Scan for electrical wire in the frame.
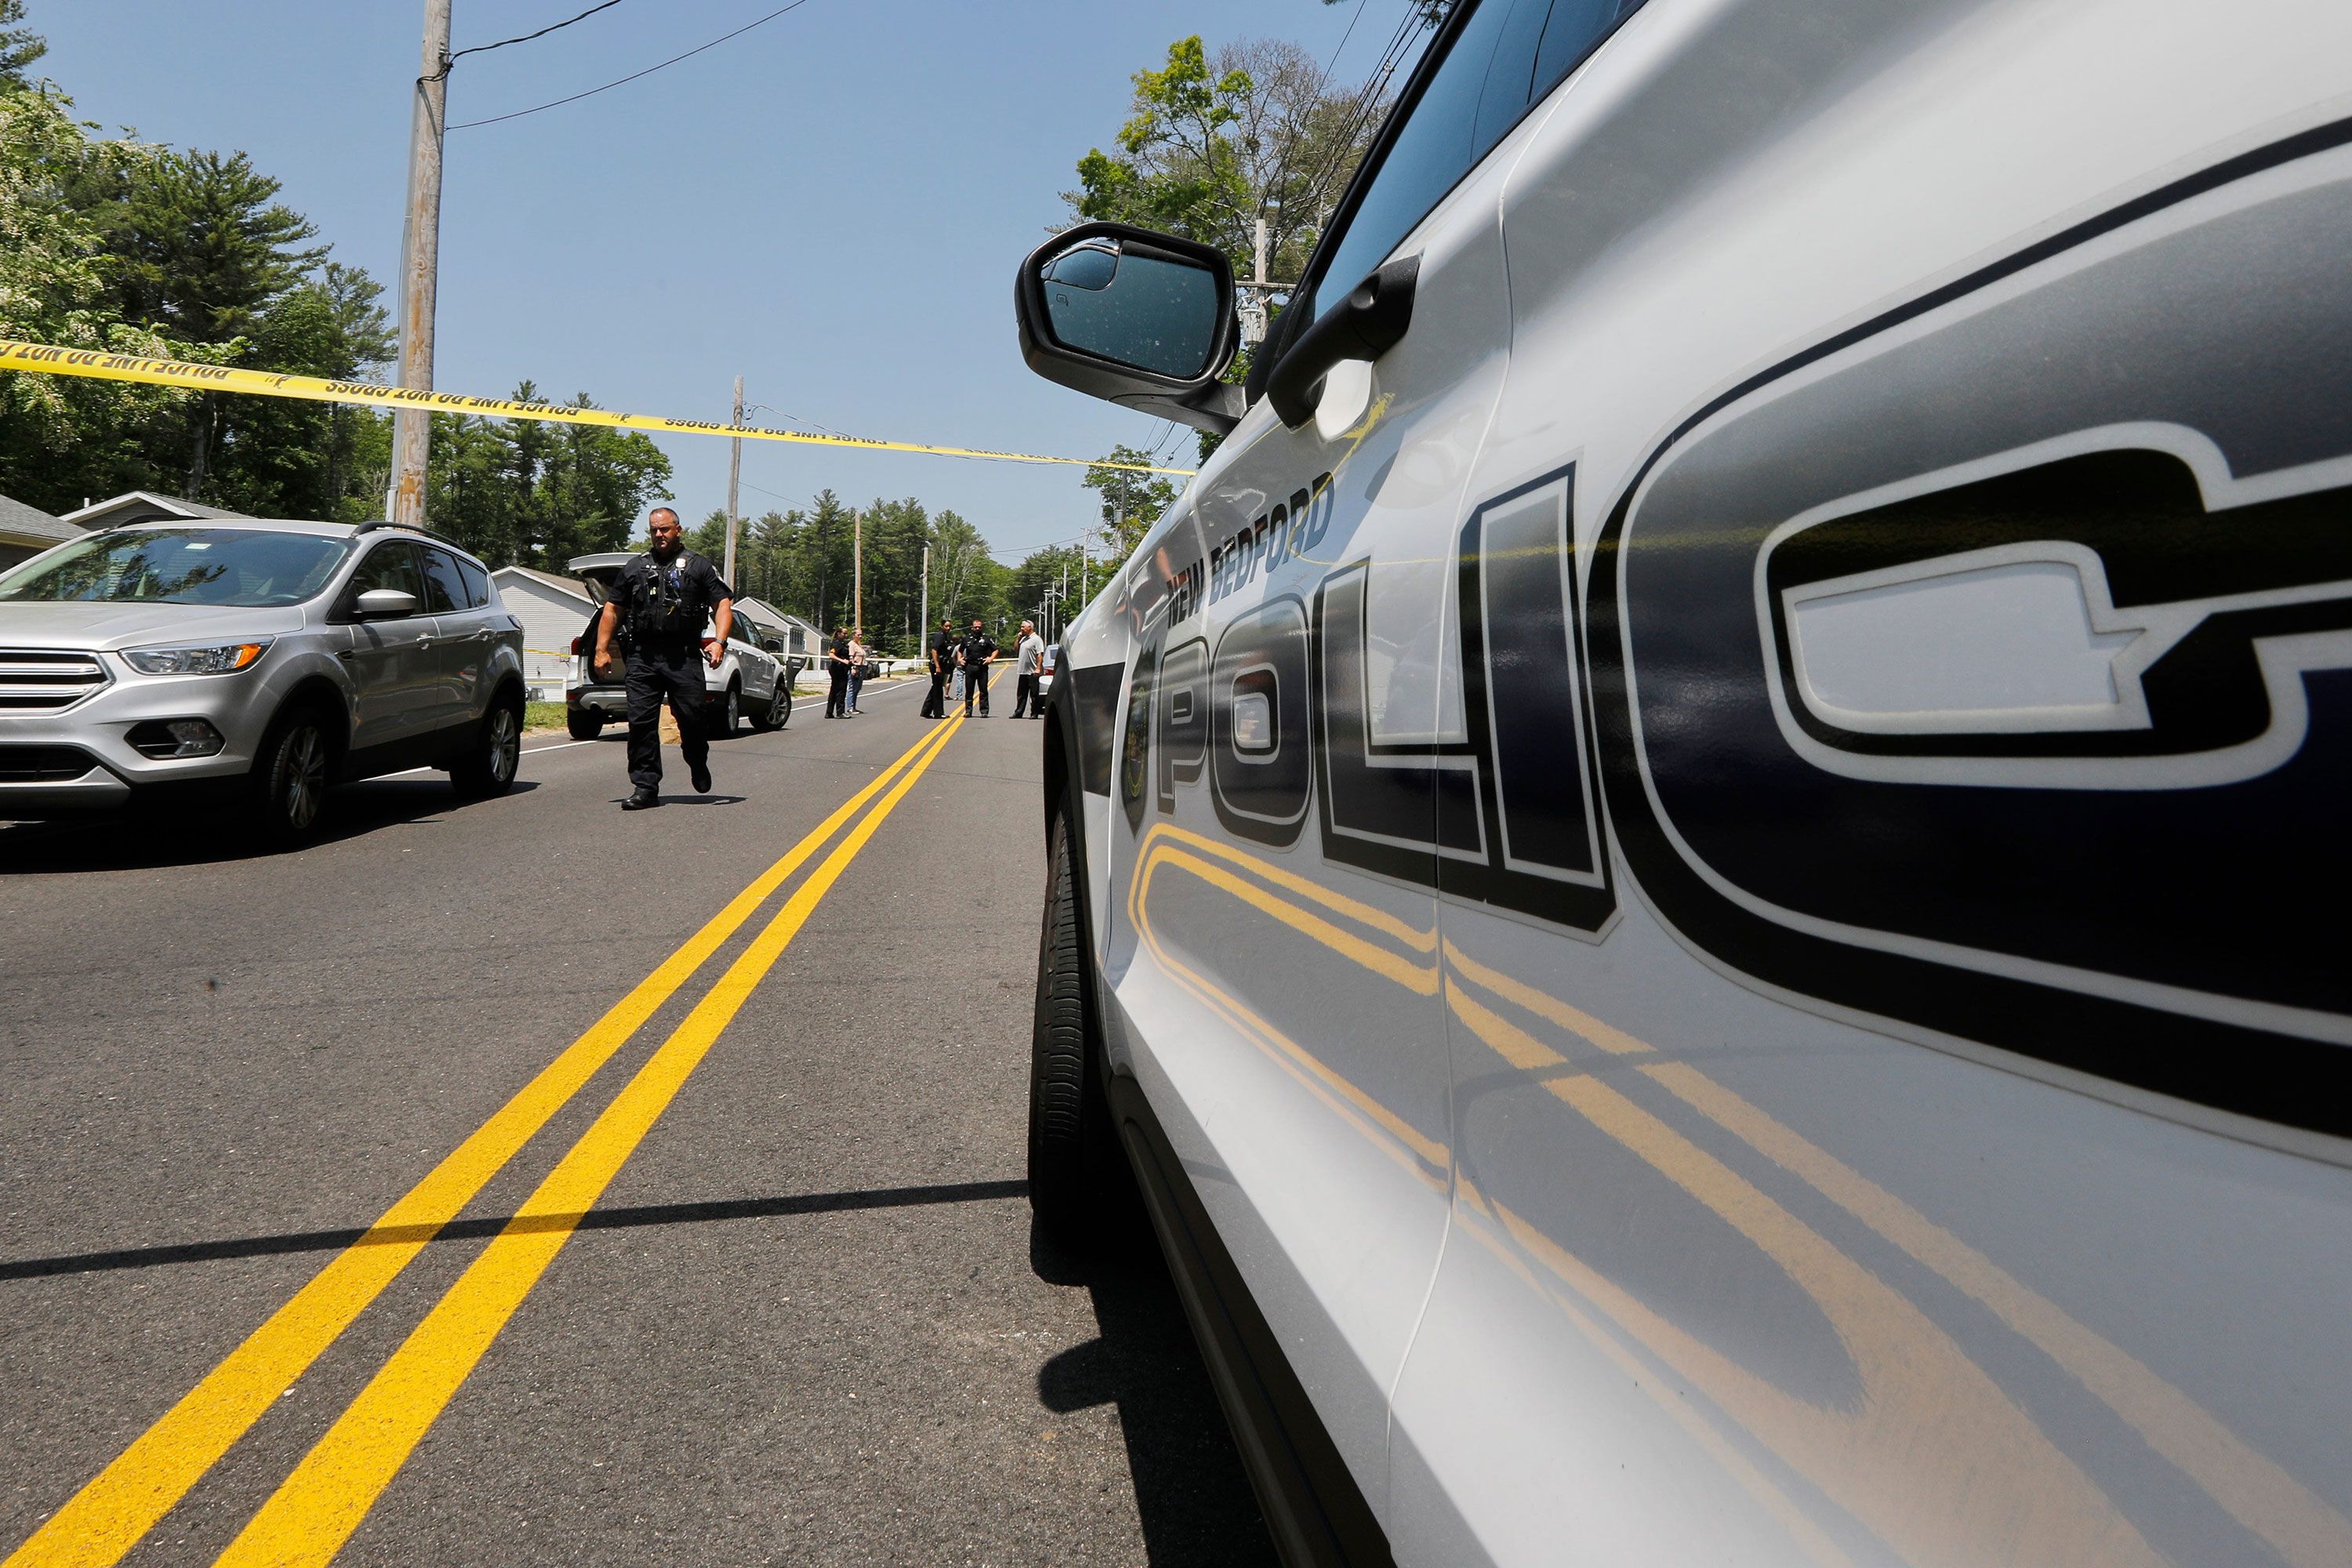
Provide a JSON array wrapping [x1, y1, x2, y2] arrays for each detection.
[[449, 0, 814, 130], [432, 0, 627, 80], [1249, 0, 1367, 241]]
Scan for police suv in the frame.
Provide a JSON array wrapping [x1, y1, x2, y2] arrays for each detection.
[[1016, 2, 2352, 1563]]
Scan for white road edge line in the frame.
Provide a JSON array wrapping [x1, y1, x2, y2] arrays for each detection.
[[377, 738, 597, 780]]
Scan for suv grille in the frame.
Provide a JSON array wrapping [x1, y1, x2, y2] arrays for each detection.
[[0, 650, 110, 711], [0, 745, 100, 782]]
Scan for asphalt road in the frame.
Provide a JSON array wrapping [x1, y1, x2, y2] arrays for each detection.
[[0, 672, 1276, 1566]]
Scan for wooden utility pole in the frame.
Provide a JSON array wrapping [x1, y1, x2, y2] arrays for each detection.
[[390, 0, 450, 529], [919, 541, 929, 645], [724, 375, 743, 584], [852, 507, 862, 638]]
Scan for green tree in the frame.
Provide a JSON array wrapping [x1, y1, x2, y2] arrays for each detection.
[[424, 386, 670, 569], [0, 79, 226, 512], [1081, 445, 1178, 565], [1066, 34, 1388, 292], [0, 0, 45, 86], [927, 507, 1000, 631]]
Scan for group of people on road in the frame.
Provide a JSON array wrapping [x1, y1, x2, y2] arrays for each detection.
[[919, 617, 1048, 720], [824, 626, 873, 719], [600, 509, 1057, 808]]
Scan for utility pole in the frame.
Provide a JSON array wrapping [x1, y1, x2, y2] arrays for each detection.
[[724, 374, 743, 585], [919, 541, 929, 645], [389, 0, 450, 529], [1238, 216, 1271, 347], [852, 507, 862, 639]]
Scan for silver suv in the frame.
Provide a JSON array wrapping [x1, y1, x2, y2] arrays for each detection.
[[0, 519, 526, 843]]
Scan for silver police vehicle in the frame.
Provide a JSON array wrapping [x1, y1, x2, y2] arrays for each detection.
[[0, 519, 526, 844], [1017, 2, 2352, 1563]]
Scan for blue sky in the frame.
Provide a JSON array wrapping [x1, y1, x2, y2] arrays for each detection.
[[36, 1, 1413, 564]]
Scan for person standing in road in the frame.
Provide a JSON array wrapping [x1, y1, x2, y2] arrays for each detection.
[[958, 618, 999, 717], [846, 630, 868, 716], [825, 626, 852, 719], [1011, 620, 1046, 719], [593, 506, 733, 811], [922, 617, 955, 720]]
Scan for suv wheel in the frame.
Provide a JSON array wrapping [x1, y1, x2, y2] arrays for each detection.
[[566, 709, 602, 741], [710, 681, 741, 740], [1029, 810, 1127, 1246], [452, 698, 521, 799], [249, 707, 334, 847]]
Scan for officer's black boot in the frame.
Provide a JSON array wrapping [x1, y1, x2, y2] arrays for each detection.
[[623, 786, 660, 810]]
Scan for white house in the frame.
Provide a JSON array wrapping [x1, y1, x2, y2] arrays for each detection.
[[490, 564, 596, 701], [731, 596, 820, 659]]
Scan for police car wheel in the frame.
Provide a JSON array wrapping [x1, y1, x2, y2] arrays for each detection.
[[710, 681, 741, 739], [1029, 811, 1127, 1247]]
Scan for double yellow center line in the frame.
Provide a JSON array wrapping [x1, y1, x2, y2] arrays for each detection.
[[10, 702, 975, 1568]]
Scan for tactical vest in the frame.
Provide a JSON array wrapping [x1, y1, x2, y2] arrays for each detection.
[[631, 554, 699, 643]]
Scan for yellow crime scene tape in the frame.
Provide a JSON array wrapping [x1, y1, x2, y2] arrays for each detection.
[[0, 339, 1199, 477]]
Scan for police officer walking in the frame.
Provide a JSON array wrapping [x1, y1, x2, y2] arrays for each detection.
[[593, 506, 734, 811], [958, 618, 999, 716], [921, 617, 955, 720]]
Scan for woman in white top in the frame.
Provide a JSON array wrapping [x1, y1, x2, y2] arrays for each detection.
[[845, 632, 868, 714]]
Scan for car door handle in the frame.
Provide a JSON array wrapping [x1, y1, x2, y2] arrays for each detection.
[[1267, 253, 1420, 428]]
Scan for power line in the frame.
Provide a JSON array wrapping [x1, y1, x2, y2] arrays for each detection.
[[432, 0, 626, 80], [449, 0, 815, 130], [1250, 0, 1368, 240]]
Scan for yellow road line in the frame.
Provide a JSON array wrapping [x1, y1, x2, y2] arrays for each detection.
[[3, 723, 954, 1568], [216, 710, 967, 1567]]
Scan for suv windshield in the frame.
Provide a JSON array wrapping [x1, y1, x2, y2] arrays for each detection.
[[0, 528, 353, 608]]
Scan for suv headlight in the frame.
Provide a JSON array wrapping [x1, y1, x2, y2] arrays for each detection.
[[120, 639, 273, 676]]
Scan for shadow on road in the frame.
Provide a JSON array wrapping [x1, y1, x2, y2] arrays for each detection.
[[0, 779, 540, 873], [1032, 1218, 1279, 1566]]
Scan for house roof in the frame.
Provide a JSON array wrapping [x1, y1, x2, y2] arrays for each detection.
[[58, 491, 251, 530], [0, 492, 76, 546], [491, 564, 594, 607], [732, 596, 818, 637]]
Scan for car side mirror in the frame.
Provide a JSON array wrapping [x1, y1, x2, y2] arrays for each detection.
[[1014, 222, 1243, 435], [354, 588, 419, 619]]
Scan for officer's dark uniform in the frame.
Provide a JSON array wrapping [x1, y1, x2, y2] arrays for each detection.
[[959, 627, 998, 715], [922, 622, 955, 719], [605, 548, 731, 794]]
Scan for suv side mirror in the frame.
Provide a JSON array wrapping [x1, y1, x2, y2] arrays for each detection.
[[1014, 222, 1243, 435], [354, 588, 419, 619]]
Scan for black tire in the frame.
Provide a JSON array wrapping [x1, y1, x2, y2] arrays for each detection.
[[247, 705, 336, 848], [451, 695, 522, 799], [1029, 811, 1125, 1246], [566, 709, 602, 741], [771, 684, 792, 728], [709, 681, 741, 740], [749, 682, 782, 732]]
